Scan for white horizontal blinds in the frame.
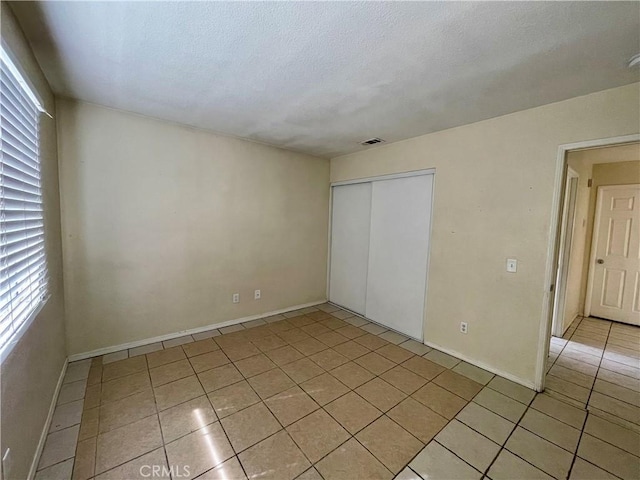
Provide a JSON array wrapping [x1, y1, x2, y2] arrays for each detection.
[[0, 50, 47, 350]]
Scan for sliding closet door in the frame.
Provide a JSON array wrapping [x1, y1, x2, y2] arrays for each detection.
[[366, 174, 433, 339], [329, 183, 372, 314]]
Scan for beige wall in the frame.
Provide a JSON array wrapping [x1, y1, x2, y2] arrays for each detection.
[[0, 4, 67, 480], [57, 99, 330, 355], [330, 83, 640, 387]]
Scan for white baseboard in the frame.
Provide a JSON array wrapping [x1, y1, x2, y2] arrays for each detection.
[[423, 340, 537, 391], [68, 300, 327, 362], [27, 358, 68, 480]]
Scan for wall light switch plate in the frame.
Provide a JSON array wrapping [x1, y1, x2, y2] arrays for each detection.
[[506, 258, 517, 273]]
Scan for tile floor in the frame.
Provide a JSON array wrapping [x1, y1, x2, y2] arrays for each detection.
[[34, 309, 639, 480]]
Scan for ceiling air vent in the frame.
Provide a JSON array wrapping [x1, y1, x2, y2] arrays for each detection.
[[360, 137, 385, 146]]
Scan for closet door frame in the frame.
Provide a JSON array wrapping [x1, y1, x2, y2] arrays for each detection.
[[326, 168, 436, 341]]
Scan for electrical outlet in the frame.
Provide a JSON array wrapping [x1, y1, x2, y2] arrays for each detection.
[[254, 289, 261, 300], [506, 258, 517, 273], [460, 322, 468, 334], [232, 293, 240, 304]]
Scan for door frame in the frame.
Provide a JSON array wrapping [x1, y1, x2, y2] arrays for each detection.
[[327, 168, 436, 342], [537, 133, 640, 392], [551, 166, 579, 337], [584, 183, 640, 321]]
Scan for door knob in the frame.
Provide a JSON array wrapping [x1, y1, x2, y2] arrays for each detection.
[[597, 259, 604, 264]]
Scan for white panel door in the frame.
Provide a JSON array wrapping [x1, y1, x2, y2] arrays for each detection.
[[589, 184, 640, 325], [329, 183, 372, 315], [366, 174, 433, 339]]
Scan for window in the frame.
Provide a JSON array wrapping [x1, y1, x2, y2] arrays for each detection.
[[0, 46, 48, 353]]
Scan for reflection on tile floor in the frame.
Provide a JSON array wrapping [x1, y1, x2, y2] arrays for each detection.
[[35, 310, 639, 480]]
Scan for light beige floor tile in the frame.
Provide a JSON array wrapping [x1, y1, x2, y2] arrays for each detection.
[[531, 393, 587, 429], [192, 329, 221, 341], [409, 441, 481, 480], [251, 335, 287, 353], [399, 339, 431, 356], [555, 355, 599, 377], [292, 337, 329, 356], [87, 365, 102, 387], [300, 373, 349, 406], [317, 303, 340, 313], [99, 390, 156, 433], [265, 345, 305, 366], [150, 358, 195, 387], [72, 436, 96, 480], [487, 376, 536, 404], [381, 365, 427, 394], [562, 349, 602, 367], [286, 409, 349, 463], [233, 353, 276, 378], [163, 335, 194, 348], [165, 422, 234, 478], [328, 310, 354, 321], [189, 350, 230, 374], [94, 448, 169, 480], [220, 402, 281, 452], [34, 458, 74, 480], [488, 449, 553, 480], [288, 315, 316, 327], [264, 385, 319, 426], [473, 387, 528, 422], [325, 391, 382, 434], [433, 370, 483, 400], [354, 333, 390, 350], [356, 416, 423, 474], [182, 338, 219, 358], [378, 331, 409, 345], [278, 328, 312, 344], [388, 397, 448, 443], [244, 318, 267, 328], [546, 375, 590, 404], [335, 325, 367, 339], [355, 352, 396, 375], [549, 364, 595, 389], [601, 359, 640, 380], [238, 430, 310, 480], [316, 438, 392, 480], [247, 368, 295, 400], [128, 342, 163, 358], [309, 349, 349, 370], [376, 340, 416, 364], [300, 323, 332, 338], [520, 408, 581, 452], [95, 415, 162, 474], [281, 358, 324, 383], [268, 320, 296, 334], [598, 367, 640, 392], [436, 419, 500, 472], [355, 378, 407, 412], [101, 350, 129, 365], [49, 399, 84, 433], [159, 395, 217, 443], [584, 413, 640, 456], [394, 467, 422, 480], [594, 379, 640, 407], [589, 391, 640, 425], [412, 382, 468, 419], [207, 380, 260, 419], [221, 342, 261, 362], [263, 314, 286, 323], [569, 458, 619, 480], [452, 362, 495, 385], [198, 364, 243, 393], [505, 427, 573, 479], [456, 402, 514, 445], [332, 340, 370, 360], [100, 372, 151, 404], [197, 457, 247, 480], [154, 375, 205, 410], [424, 350, 461, 369], [296, 467, 323, 480], [147, 346, 187, 369], [577, 433, 640, 480], [38, 425, 80, 470], [57, 380, 87, 406], [330, 362, 375, 389], [102, 356, 147, 382]]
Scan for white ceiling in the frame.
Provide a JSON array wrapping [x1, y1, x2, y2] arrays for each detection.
[[10, 1, 640, 158]]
